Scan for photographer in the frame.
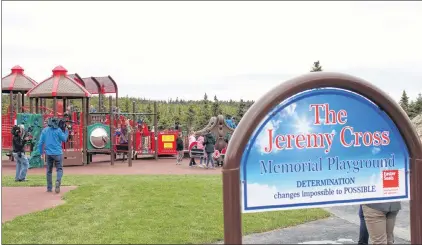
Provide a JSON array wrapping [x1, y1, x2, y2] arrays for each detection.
[[38, 118, 69, 194], [12, 125, 30, 182]]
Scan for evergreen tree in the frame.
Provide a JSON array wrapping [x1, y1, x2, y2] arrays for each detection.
[[409, 93, 422, 118], [310, 61, 323, 72], [199, 93, 211, 127], [399, 90, 410, 115], [237, 99, 246, 120], [124, 95, 130, 112], [145, 103, 153, 124], [156, 104, 161, 122], [187, 104, 196, 131], [212, 95, 222, 116]]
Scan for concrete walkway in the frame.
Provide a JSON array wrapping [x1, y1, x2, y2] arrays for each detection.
[[239, 216, 409, 244], [325, 202, 410, 242], [224, 202, 410, 244]]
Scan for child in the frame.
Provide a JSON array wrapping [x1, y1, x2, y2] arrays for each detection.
[[188, 131, 197, 167], [212, 149, 221, 167], [176, 133, 184, 165], [197, 134, 206, 167]]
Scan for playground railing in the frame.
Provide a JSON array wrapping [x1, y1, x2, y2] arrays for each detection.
[[2, 115, 14, 151]]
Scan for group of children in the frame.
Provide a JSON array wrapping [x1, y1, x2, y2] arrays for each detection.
[[176, 130, 224, 169]]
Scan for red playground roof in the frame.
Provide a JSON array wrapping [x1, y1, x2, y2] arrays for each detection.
[[68, 74, 118, 95], [27, 66, 91, 98], [1, 65, 38, 93]]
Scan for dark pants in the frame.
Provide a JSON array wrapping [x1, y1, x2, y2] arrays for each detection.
[[46, 155, 63, 191], [189, 157, 196, 166], [358, 205, 369, 245], [206, 152, 214, 168]]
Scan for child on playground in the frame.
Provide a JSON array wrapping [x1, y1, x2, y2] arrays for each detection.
[[188, 131, 197, 167], [196, 134, 206, 167], [176, 133, 184, 165]]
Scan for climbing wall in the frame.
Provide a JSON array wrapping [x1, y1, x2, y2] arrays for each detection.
[[16, 113, 45, 168]]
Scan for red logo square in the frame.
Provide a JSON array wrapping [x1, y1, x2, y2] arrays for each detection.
[[383, 170, 399, 188]]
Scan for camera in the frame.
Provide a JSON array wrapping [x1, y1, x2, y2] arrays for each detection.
[[11, 125, 31, 139], [47, 117, 74, 131], [11, 125, 21, 137]]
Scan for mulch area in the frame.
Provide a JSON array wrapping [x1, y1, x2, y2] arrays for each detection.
[[2, 186, 77, 223], [1, 155, 222, 176], [2, 155, 221, 223]]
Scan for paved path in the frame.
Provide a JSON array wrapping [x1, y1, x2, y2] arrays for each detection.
[[237, 216, 409, 244], [325, 202, 410, 242], [2, 186, 77, 223], [231, 203, 410, 244], [2, 156, 221, 176]]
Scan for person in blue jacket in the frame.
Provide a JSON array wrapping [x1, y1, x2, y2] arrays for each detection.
[[38, 118, 69, 193]]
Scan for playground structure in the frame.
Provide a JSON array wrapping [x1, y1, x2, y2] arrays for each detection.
[[2, 65, 180, 167], [26, 66, 90, 166], [1, 66, 38, 158], [187, 115, 236, 164]]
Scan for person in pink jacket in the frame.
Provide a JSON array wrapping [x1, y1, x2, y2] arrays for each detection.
[[196, 134, 206, 167]]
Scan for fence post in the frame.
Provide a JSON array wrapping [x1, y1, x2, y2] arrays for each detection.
[[132, 101, 136, 159], [53, 97, 57, 117], [154, 102, 158, 160], [82, 97, 88, 165], [30, 98, 34, 114], [35, 98, 39, 114], [10, 91, 14, 124], [17, 93, 22, 113], [128, 126, 133, 167], [109, 96, 115, 166]]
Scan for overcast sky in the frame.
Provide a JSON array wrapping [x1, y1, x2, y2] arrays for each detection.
[[2, 1, 422, 102]]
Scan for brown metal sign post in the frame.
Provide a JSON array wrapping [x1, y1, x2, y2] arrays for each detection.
[[223, 72, 422, 244]]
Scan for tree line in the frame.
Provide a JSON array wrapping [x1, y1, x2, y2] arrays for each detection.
[[2, 61, 420, 130], [399, 91, 422, 119], [1, 93, 254, 131]]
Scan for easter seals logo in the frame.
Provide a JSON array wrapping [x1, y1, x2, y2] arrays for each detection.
[[382, 170, 399, 195]]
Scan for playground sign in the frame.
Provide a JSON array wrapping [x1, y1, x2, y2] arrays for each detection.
[[157, 131, 178, 155], [222, 72, 422, 244], [240, 88, 409, 213]]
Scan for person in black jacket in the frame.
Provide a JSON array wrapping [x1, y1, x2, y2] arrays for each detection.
[[12, 125, 30, 182], [176, 133, 184, 165], [203, 131, 216, 169]]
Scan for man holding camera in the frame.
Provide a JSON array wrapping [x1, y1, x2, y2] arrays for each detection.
[[38, 118, 69, 193], [12, 125, 30, 182]]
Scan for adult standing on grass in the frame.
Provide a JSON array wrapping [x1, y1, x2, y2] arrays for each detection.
[[176, 132, 184, 165], [203, 130, 216, 169], [38, 118, 69, 194], [12, 125, 30, 182]]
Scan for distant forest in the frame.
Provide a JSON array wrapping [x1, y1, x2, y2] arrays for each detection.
[[1, 93, 254, 131], [2, 61, 421, 130]]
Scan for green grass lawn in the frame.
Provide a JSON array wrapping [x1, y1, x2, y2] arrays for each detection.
[[2, 175, 330, 244]]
